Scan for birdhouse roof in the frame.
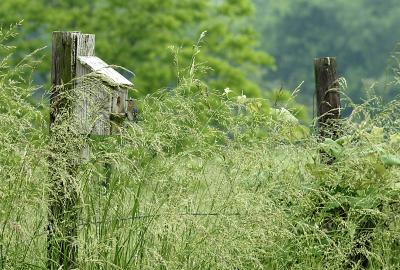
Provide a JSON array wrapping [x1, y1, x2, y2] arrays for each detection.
[[78, 56, 133, 87]]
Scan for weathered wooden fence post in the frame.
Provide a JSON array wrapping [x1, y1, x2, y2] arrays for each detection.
[[314, 57, 341, 139], [49, 31, 133, 269], [49, 31, 95, 269]]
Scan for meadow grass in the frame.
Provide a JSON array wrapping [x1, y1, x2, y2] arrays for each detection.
[[0, 27, 399, 269]]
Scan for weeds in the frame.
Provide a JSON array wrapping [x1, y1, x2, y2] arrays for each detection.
[[0, 27, 399, 269]]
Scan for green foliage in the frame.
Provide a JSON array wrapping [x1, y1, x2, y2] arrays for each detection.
[[0, 24, 48, 269], [1, 24, 400, 270], [253, 0, 400, 106], [0, 0, 273, 97]]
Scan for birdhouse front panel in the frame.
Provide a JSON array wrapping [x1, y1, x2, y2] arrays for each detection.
[[111, 86, 128, 115]]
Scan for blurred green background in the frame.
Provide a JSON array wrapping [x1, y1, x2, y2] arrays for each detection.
[[1, 0, 399, 117]]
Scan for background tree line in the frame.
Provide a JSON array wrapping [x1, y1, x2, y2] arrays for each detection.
[[253, 0, 400, 107], [1, 0, 399, 119], [0, 0, 273, 96]]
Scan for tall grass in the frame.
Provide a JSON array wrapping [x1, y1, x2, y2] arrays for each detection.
[[0, 27, 399, 269]]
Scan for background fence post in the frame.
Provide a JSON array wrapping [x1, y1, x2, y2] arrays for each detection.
[[49, 31, 95, 269], [314, 57, 341, 139]]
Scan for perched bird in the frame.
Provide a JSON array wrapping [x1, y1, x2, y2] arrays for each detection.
[[126, 98, 138, 122]]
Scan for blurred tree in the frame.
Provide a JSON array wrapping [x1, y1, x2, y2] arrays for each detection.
[[253, 0, 400, 108], [0, 0, 274, 97]]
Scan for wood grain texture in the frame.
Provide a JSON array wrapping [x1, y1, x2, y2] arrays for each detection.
[[75, 34, 113, 136], [49, 31, 95, 270], [75, 34, 99, 136], [50, 31, 79, 126], [77, 55, 131, 136], [78, 56, 133, 87], [314, 57, 341, 139]]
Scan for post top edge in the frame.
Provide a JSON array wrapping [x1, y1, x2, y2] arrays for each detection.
[[52, 31, 95, 38], [314, 56, 336, 60], [52, 31, 81, 34]]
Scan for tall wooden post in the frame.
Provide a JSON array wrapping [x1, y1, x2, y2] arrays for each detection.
[[314, 57, 341, 139], [49, 31, 95, 269]]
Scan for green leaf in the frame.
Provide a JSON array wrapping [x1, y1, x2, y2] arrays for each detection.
[[380, 154, 400, 166], [335, 135, 351, 146], [320, 138, 344, 158]]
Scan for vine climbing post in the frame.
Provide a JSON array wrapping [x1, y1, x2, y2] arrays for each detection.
[[314, 57, 341, 139]]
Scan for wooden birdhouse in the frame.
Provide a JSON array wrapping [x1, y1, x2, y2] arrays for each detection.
[[77, 56, 133, 135], [51, 31, 134, 137]]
